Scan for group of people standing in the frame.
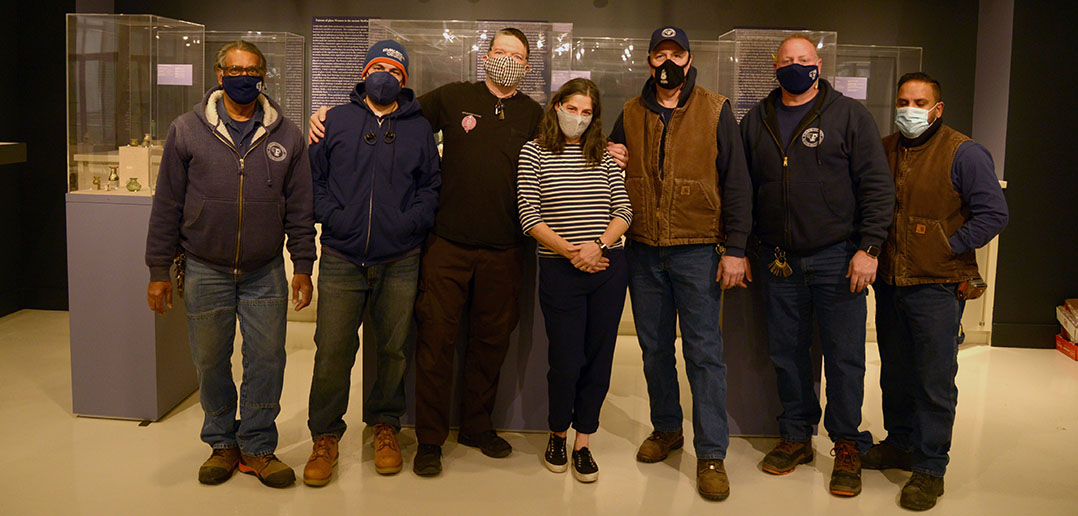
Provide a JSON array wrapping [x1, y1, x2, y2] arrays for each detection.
[[144, 23, 1007, 512]]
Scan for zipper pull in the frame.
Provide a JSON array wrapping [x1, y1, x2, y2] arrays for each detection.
[[239, 158, 245, 173], [783, 156, 788, 167]]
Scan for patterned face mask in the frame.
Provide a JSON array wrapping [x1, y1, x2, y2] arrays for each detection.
[[484, 55, 527, 88]]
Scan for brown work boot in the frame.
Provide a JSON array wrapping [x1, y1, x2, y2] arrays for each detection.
[[373, 424, 403, 475], [303, 435, 339, 487], [636, 429, 684, 463], [829, 440, 862, 497], [761, 439, 814, 475], [238, 453, 296, 488], [198, 446, 240, 485], [697, 459, 731, 501], [900, 471, 945, 511]]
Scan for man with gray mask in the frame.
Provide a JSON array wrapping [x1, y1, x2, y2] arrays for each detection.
[[309, 27, 543, 476], [607, 26, 753, 502]]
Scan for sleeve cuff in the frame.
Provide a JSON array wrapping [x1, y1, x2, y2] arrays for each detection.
[[858, 236, 885, 251], [149, 266, 172, 283], [292, 259, 314, 276], [724, 231, 748, 253], [724, 246, 745, 258], [947, 235, 970, 255]]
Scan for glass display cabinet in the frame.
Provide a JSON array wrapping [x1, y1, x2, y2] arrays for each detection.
[[835, 44, 922, 136], [719, 29, 838, 121], [205, 31, 305, 126], [67, 14, 205, 196], [65, 14, 202, 421]]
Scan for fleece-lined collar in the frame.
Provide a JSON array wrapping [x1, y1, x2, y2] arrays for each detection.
[[200, 87, 280, 146]]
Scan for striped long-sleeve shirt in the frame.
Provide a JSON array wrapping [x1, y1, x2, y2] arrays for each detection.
[[517, 141, 633, 257]]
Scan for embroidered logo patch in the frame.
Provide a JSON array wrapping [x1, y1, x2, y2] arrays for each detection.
[[801, 128, 824, 148], [915, 224, 927, 234], [383, 47, 405, 61], [809, 69, 818, 80], [662, 28, 676, 37], [267, 141, 287, 162]]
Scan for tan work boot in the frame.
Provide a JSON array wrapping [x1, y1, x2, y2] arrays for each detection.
[[238, 453, 296, 488], [697, 459, 731, 501], [303, 435, 339, 487], [636, 429, 684, 463], [198, 446, 240, 485], [373, 424, 402, 475]]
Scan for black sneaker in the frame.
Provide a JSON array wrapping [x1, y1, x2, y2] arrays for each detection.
[[458, 430, 512, 458], [544, 433, 568, 473], [413, 444, 442, 477], [861, 441, 913, 471], [901, 472, 945, 511], [571, 447, 598, 483]]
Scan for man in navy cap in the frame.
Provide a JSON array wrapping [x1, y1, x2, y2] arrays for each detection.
[[303, 40, 441, 486], [607, 26, 753, 501]]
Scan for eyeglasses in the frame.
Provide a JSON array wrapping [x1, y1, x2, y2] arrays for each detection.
[[220, 65, 264, 77]]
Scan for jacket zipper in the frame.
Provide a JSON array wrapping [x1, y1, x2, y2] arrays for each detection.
[[211, 128, 269, 275], [763, 111, 819, 248]]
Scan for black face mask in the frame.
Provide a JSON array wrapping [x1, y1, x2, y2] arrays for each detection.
[[654, 60, 687, 90]]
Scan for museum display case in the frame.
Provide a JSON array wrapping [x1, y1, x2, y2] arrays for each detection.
[[66, 14, 202, 420], [205, 31, 305, 126], [67, 14, 204, 196], [835, 44, 923, 137]]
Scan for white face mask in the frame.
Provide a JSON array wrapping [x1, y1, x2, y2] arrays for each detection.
[[895, 102, 940, 138], [557, 106, 592, 140]]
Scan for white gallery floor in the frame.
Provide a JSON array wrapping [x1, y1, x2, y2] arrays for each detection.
[[1, 309, 1076, 515]]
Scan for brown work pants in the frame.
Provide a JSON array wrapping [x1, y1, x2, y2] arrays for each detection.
[[413, 234, 524, 445]]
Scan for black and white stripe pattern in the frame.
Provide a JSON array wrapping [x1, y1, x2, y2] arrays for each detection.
[[517, 141, 633, 257]]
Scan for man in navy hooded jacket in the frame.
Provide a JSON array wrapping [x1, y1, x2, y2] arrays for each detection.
[[739, 34, 894, 498], [303, 40, 441, 486]]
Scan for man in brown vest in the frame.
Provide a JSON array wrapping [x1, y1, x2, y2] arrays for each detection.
[[866, 72, 1008, 511], [607, 26, 753, 502]]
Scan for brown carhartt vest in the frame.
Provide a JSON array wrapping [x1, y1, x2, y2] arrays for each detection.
[[879, 124, 981, 286], [622, 87, 726, 246]]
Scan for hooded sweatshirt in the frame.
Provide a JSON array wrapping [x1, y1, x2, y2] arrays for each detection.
[[739, 79, 895, 255], [309, 82, 441, 266], [146, 87, 316, 281]]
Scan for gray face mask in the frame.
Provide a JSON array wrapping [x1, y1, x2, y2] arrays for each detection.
[[557, 106, 592, 140]]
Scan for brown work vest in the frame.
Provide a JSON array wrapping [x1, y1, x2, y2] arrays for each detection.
[[879, 124, 981, 286], [622, 87, 726, 246]]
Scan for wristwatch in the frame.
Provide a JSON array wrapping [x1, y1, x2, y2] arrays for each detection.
[[863, 244, 881, 259], [594, 238, 609, 255]]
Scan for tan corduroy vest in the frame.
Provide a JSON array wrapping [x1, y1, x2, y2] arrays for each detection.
[[879, 124, 981, 286], [622, 87, 726, 246]]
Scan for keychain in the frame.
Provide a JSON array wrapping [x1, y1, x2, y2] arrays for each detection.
[[768, 247, 793, 278]]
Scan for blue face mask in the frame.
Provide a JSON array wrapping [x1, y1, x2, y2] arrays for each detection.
[[776, 63, 819, 95], [895, 103, 940, 138], [365, 72, 402, 106], [221, 75, 263, 105]]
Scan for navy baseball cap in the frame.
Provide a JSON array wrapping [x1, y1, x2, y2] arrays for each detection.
[[649, 26, 690, 53]]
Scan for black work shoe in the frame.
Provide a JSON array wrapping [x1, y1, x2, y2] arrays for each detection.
[[458, 430, 512, 458], [829, 440, 862, 497], [761, 439, 813, 475], [544, 433, 568, 473], [571, 447, 598, 483], [901, 472, 945, 511], [861, 441, 913, 471], [413, 444, 442, 477]]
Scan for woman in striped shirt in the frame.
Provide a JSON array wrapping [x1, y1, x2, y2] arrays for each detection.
[[517, 78, 632, 483]]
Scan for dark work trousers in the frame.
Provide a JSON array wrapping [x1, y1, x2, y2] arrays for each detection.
[[539, 251, 628, 434], [414, 234, 525, 446], [874, 281, 964, 478]]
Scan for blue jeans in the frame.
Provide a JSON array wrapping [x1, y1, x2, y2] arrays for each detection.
[[627, 241, 728, 460], [184, 256, 288, 457], [307, 253, 419, 437], [874, 282, 964, 477], [761, 241, 873, 450]]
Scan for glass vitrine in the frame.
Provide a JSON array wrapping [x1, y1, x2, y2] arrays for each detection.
[[835, 44, 922, 136], [66, 14, 204, 195]]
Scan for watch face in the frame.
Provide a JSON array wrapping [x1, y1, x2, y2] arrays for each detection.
[[865, 245, 881, 258]]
